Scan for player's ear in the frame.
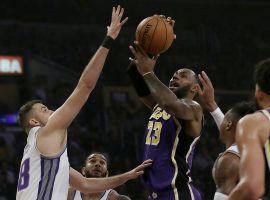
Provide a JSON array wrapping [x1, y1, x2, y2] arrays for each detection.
[[191, 83, 200, 93], [255, 84, 265, 103], [29, 118, 40, 127], [81, 167, 86, 176], [106, 170, 109, 177], [225, 121, 232, 131]]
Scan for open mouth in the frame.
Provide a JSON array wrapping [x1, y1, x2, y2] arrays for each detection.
[[169, 81, 178, 90]]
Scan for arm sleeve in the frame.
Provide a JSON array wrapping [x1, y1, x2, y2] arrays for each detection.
[[210, 107, 224, 130], [126, 62, 151, 97]]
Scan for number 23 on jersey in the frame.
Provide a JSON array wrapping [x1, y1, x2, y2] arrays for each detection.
[[145, 121, 163, 146]]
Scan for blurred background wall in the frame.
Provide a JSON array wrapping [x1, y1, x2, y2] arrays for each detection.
[[0, 0, 269, 199]]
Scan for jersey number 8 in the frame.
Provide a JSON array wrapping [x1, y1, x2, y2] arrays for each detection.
[[17, 158, 30, 191]]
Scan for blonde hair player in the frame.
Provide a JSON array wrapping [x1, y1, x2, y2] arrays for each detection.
[[16, 6, 152, 200]]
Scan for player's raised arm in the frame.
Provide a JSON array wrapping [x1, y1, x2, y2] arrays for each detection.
[[37, 5, 128, 155], [198, 71, 224, 129], [129, 42, 201, 121], [126, 59, 156, 110], [228, 113, 266, 200], [69, 160, 152, 193]]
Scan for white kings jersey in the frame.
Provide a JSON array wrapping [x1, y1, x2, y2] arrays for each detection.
[[73, 189, 113, 200], [16, 126, 70, 200], [213, 144, 240, 200], [224, 144, 240, 157]]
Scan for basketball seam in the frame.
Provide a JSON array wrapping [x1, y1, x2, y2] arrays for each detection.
[[148, 18, 159, 53], [137, 18, 153, 47], [161, 19, 168, 53]]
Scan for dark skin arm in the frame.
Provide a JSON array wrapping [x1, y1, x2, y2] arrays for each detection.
[[198, 71, 219, 112], [129, 44, 202, 137], [212, 152, 240, 195], [139, 95, 156, 110], [128, 16, 175, 111], [142, 72, 202, 121], [129, 43, 202, 117]]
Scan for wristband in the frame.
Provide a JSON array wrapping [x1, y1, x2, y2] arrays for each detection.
[[210, 107, 224, 130], [101, 36, 114, 49], [142, 71, 154, 76], [126, 62, 151, 97]]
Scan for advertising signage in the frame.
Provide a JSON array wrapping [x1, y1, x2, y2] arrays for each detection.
[[0, 56, 23, 75]]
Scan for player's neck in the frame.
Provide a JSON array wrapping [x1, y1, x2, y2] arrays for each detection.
[[181, 93, 194, 101], [225, 138, 235, 149], [259, 97, 270, 109]]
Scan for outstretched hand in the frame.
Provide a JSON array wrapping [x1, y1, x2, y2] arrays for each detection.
[[198, 71, 218, 112], [107, 5, 128, 39], [129, 41, 159, 75], [127, 159, 153, 179]]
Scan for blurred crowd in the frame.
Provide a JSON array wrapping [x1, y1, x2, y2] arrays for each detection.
[[0, 2, 269, 199]]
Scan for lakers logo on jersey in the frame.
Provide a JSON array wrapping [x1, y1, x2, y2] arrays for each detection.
[[146, 106, 171, 146], [150, 106, 171, 121]]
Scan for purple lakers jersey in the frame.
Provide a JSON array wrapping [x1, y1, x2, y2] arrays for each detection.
[[141, 105, 201, 198]]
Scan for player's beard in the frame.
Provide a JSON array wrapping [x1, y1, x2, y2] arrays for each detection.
[[174, 84, 191, 99], [85, 171, 106, 178]]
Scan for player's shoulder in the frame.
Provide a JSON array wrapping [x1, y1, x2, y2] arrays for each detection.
[[239, 112, 265, 123], [236, 112, 270, 145], [26, 126, 42, 146], [219, 151, 240, 170], [238, 112, 268, 132], [29, 126, 42, 135], [226, 145, 240, 156], [179, 98, 202, 110]]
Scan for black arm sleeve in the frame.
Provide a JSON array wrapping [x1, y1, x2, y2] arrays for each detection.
[[126, 62, 151, 97]]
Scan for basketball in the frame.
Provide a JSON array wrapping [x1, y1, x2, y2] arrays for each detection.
[[135, 15, 175, 55]]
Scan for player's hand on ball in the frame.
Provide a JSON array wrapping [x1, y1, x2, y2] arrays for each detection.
[[107, 5, 128, 39], [155, 15, 176, 39], [128, 159, 153, 179], [198, 71, 218, 112], [129, 41, 159, 75]]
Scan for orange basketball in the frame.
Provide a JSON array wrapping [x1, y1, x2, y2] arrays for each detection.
[[135, 15, 175, 55]]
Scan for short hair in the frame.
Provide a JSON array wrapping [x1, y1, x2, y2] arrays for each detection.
[[254, 58, 270, 95], [85, 152, 109, 166], [18, 100, 42, 133], [229, 101, 256, 122]]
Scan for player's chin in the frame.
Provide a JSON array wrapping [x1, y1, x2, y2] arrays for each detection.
[[89, 172, 102, 178], [169, 86, 177, 92]]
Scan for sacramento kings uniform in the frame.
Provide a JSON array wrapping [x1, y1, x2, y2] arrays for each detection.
[[260, 109, 270, 200], [16, 127, 69, 200], [72, 189, 112, 200], [213, 144, 239, 200], [142, 105, 201, 200]]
